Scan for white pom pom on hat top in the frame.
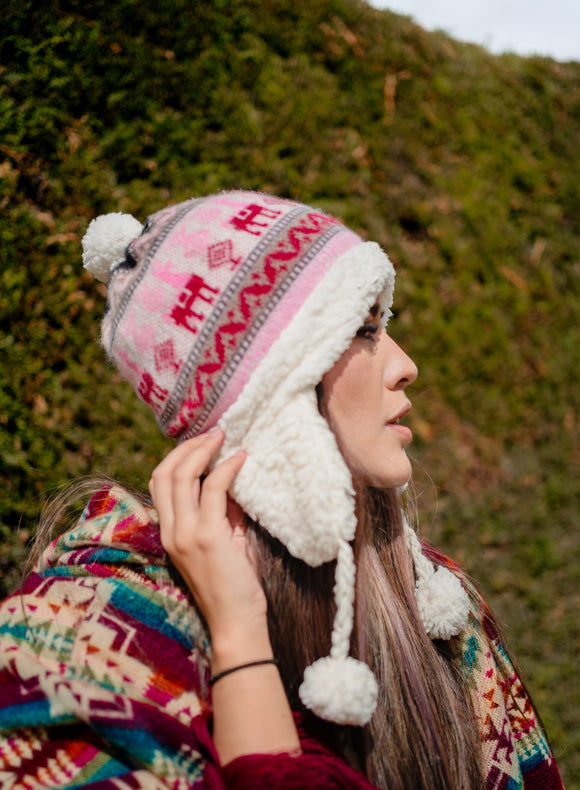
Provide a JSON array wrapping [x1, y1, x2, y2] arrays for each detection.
[[82, 213, 143, 283]]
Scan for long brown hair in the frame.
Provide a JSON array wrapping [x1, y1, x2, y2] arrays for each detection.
[[249, 483, 484, 789]]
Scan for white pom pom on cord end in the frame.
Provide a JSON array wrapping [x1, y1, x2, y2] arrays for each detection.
[[415, 566, 470, 640], [298, 656, 378, 726], [82, 213, 143, 283]]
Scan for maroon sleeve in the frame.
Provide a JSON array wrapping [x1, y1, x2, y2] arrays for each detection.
[[222, 718, 377, 790]]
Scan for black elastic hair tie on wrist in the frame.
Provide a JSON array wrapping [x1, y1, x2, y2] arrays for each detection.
[[209, 659, 278, 687]]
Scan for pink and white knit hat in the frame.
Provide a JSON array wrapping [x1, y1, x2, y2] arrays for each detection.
[[82, 190, 469, 727]]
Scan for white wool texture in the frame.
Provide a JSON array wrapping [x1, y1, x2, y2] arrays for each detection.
[[415, 567, 471, 640], [217, 242, 393, 567], [298, 656, 379, 726], [329, 540, 357, 660], [214, 241, 394, 726], [404, 520, 470, 639], [82, 213, 143, 283]]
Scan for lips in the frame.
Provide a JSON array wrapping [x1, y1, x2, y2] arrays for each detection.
[[385, 402, 413, 443], [386, 401, 412, 425]]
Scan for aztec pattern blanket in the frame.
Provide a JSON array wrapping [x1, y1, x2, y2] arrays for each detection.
[[0, 485, 564, 789]]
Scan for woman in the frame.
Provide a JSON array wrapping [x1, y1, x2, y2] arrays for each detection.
[[0, 191, 563, 788]]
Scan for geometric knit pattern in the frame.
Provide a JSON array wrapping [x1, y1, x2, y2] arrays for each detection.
[[423, 546, 565, 790], [102, 192, 361, 439], [0, 487, 565, 789]]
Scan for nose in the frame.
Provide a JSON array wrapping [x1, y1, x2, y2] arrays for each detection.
[[382, 334, 418, 391]]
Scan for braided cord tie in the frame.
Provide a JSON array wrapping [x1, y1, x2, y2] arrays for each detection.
[[403, 517, 435, 584], [297, 537, 378, 725], [330, 539, 356, 661]]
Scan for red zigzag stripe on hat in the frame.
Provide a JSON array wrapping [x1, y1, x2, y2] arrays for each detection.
[[167, 212, 339, 436]]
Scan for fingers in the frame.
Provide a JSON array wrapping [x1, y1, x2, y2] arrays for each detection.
[[198, 450, 247, 532], [149, 428, 246, 557], [169, 434, 225, 526], [149, 431, 265, 646], [150, 429, 223, 491], [149, 429, 223, 520]]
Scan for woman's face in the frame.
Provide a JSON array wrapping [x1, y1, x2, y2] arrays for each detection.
[[321, 304, 418, 488]]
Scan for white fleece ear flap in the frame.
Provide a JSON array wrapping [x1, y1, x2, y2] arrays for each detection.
[[211, 240, 394, 724], [223, 390, 356, 565], [221, 392, 379, 725], [215, 241, 395, 566]]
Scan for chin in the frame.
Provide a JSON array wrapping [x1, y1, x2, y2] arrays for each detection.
[[345, 447, 413, 490], [360, 464, 412, 490], [372, 457, 413, 489]]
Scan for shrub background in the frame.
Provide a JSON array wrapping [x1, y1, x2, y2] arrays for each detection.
[[1, 0, 579, 784]]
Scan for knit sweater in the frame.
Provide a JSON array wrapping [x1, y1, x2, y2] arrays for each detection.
[[0, 485, 564, 789]]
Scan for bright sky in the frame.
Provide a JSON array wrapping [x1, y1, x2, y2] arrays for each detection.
[[368, 0, 580, 62]]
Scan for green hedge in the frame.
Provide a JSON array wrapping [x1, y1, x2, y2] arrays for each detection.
[[1, 1, 579, 783]]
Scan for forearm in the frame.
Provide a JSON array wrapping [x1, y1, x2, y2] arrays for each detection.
[[210, 619, 300, 765], [149, 433, 300, 765]]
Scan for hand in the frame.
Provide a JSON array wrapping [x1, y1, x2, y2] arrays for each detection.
[[150, 429, 300, 763], [149, 429, 268, 654]]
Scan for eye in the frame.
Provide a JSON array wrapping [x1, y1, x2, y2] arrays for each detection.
[[356, 323, 381, 341]]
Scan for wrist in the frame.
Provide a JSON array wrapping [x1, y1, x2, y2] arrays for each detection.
[[210, 658, 278, 687], [210, 618, 273, 673]]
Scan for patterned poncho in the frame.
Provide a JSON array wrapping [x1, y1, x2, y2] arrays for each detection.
[[0, 485, 564, 789]]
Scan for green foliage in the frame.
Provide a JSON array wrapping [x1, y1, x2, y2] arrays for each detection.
[[1, 0, 580, 783]]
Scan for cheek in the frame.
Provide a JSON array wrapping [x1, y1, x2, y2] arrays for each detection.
[[322, 355, 375, 436]]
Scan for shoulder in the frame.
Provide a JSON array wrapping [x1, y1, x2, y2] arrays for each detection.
[[424, 543, 564, 788], [39, 482, 162, 570], [0, 483, 213, 733], [423, 543, 529, 697], [0, 483, 219, 785], [2, 482, 210, 677], [31, 483, 209, 648], [421, 542, 501, 638]]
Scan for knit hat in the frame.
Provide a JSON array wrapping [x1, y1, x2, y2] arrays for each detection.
[[82, 190, 469, 726]]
